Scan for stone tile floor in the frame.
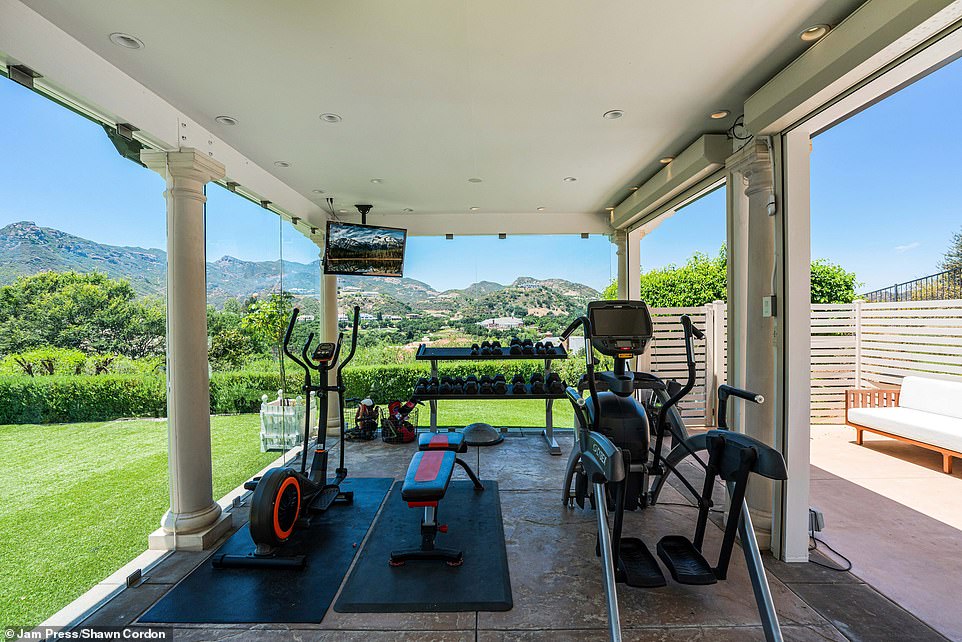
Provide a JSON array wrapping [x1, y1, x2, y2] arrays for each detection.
[[73, 432, 948, 641], [811, 424, 962, 641]]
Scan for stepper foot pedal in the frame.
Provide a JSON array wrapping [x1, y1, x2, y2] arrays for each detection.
[[656, 535, 716, 585], [617, 538, 667, 588], [310, 486, 346, 512]]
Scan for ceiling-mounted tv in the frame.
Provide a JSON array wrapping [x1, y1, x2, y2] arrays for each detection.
[[323, 220, 407, 278]]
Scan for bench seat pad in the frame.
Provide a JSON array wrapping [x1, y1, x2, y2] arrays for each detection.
[[401, 450, 456, 502], [418, 432, 466, 452], [848, 406, 962, 453], [899, 376, 962, 420]]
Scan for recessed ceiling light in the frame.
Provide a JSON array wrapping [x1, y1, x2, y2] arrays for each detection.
[[109, 32, 144, 49], [470, 207, 480, 211], [312, 189, 325, 194], [402, 208, 414, 213], [629, 186, 639, 190], [214, 115, 238, 126], [603, 110, 624, 120], [536, 207, 546, 212], [320, 113, 342, 123], [563, 177, 577, 182], [659, 157, 674, 164], [710, 110, 730, 120], [370, 178, 383, 184], [338, 209, 348, 213], [800, 24, 831, 42], [468, 177, 483, 183], [274, 161, 291, 168]]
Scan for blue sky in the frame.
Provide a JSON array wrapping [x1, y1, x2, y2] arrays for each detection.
[[2, 54, 961, 293]]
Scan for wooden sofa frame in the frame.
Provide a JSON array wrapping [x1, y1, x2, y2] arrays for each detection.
[[845, 388, 960, 474]]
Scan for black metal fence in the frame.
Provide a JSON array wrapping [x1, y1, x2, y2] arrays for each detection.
[[861, 267, 962, 302]]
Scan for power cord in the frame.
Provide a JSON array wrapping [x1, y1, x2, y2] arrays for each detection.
[[808, 528, 853, 572]]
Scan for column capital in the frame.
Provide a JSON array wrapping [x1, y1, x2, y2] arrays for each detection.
[[141, 148, 226, 185], [726, 140, 772, 198]]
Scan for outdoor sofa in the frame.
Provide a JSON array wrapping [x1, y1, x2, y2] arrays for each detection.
[[846, 375, 962, 474]]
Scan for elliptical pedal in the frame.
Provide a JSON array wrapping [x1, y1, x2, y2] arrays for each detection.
[[617, 537, 666, 588], [656, 535, 716, 585], [310, 485, 354, 512]]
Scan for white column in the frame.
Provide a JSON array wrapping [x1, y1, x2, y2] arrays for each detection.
[[726, 140, 776, 550], [142, 148, 229, 550], [613, 230, 629, 299], [626, 227, 642, 300], [319, 268, 340, 435]]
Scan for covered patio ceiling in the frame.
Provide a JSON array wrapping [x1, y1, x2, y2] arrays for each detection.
[[14, 0, 864, 233]]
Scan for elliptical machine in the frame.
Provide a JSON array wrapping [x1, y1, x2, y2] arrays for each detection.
[[561, 300, 787, 642], [214, 305, 360, 570]]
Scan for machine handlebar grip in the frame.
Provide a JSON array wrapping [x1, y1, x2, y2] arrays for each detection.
[[681, 314, 705, 340], [284, 308, 300, 347], [561, 316, 588, 342], [719, 384, 764, 405]]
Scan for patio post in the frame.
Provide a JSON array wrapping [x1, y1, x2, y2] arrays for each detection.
[[614, 230, 628, 299], [319, 267, 340, 435], [142, 148, 230, 550], [726, 140, 776, 549]]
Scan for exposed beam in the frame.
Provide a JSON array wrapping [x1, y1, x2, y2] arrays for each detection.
[[364, 211, 610, 237], [745, 0, 962, 134], [610, 135, 730, 230]]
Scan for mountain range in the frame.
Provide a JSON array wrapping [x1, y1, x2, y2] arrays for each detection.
[[0, 221, 599, 318]]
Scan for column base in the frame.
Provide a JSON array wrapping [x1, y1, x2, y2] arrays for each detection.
[[149, 509, 232, 551], [747, 506, 773, 551]]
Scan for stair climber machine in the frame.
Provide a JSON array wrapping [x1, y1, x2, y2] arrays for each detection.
[[214, 306, 361, 570], [559, 300, 788, 642]]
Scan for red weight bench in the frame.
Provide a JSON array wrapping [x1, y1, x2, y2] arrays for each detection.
[[390, 441, 483, 567]]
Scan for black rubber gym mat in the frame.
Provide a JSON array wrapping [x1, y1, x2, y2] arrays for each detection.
[[139, 476, 393, 624], [334, 480, 512, 613]]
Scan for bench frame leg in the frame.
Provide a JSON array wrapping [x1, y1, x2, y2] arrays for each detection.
[[944, 453, 953, 475], [390, 503, 464, 566], [455, 457, 484, 490]]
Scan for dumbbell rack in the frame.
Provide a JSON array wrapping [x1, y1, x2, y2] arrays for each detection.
[[414, 344, 569, 455]]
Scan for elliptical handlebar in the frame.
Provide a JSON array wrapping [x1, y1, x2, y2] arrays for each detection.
[[561, 315, 600, 432], [717, 384, 764, 430], [654, 315, 703, 445], [282, 307, 307, 369]]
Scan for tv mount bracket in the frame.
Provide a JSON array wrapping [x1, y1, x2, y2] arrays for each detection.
[[355, 204, 373, 225]]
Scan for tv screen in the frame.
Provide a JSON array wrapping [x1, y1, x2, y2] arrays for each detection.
[[323, 221, 407, 278]]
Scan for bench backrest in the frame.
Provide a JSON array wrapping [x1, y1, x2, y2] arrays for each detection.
[[899, 376, 962, 420]]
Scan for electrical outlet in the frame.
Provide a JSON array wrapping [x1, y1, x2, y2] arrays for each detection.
[[809, 507, 825, 533], [762, 295, 776, 318]]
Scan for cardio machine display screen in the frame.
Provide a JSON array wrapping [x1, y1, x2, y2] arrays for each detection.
[[590, 306, 653, 339]]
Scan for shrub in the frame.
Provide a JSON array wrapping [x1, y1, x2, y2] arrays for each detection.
[[0, 348, 88, 376], [0, 374, 166, 424]]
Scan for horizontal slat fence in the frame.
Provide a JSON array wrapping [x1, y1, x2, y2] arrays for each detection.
[[645, 299, 962, 425]]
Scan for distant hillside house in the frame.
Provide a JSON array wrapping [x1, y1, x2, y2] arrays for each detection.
[[297, 314, 316, 322], [479, 317, 523, 329], [359, 313, 375, 320]]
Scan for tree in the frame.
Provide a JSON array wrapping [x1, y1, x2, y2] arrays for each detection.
[[939, 225, 962, 273], [241, 292, 294, 386], [604, 245, 860, 305], [0, 271, 166, 358]]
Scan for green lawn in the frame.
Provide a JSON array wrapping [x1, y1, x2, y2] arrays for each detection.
[[0, 401, 569, 629], [0, 415, 275, 629]]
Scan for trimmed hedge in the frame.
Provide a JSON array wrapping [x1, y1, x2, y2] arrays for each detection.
[[0, 359, 584, 424]]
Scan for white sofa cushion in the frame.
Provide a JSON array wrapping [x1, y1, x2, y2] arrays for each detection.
[[898, 376, 962, 420], [848, 406, 962, 453]]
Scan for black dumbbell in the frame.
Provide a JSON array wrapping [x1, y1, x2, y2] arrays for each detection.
[[521, 338, 534, 355], [491, 340, 503, 355], [427, 377, 440, 395], [470, 343, 480, 356], [493, 373, 506, 383], [530, 372, 545, 394], [481, 340, 492, 356], [544, 341, 557, 355], [494, 379, 508, 394], [535, 341, 545, 354], [479, 375, 494, 394], [451, 377, 464, 394], [439, 378, 453, 394], [464, 375, 480, 395], [509, 343, 523, 355], [546, 372, 564, 394], [414, 377, 428, 396], [511, 374, 527, 394]]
